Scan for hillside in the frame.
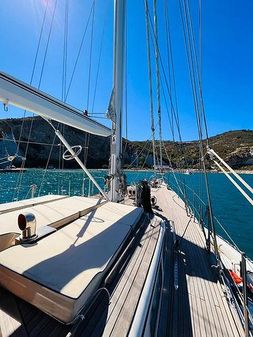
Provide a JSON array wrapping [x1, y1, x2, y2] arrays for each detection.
[[0, 117, 135, 169], [0, 117, 253, 170], [130, 130, 253, 170], [161, 130, 253, 170]]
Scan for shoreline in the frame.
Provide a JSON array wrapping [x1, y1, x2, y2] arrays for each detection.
[[15, 167, 253, 174]]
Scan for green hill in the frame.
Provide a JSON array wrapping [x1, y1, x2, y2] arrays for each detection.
[[1, 117, 253, 170], [131, 130, 253, 170]]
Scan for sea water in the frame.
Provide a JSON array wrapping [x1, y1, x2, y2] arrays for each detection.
[[0, 169, 252, 259]]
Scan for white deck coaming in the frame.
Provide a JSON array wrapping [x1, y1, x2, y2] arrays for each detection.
[[0, 198, 143, 323]]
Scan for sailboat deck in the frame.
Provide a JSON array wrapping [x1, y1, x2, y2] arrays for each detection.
[[75, 214, 162, 337], [0, 196, 145, 325], [0, 186, 245, 336], [152, 184, 244, 337], [0, 209, 162, 337]]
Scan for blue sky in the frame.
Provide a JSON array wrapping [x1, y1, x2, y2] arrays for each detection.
[[0, 0, 252, 141]]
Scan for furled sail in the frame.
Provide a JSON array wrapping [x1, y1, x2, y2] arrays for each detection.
[[0, 72, 111, 137]]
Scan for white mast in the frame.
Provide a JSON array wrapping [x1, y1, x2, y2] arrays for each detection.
[[109, 0, 126, 202]]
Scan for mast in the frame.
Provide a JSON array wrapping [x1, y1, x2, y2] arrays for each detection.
[[109, 0, 126, 202]]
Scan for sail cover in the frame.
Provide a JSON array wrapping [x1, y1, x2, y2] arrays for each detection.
[[0, 72, 111, 137]]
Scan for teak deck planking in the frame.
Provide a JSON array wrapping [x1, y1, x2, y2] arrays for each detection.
[[0, 185, 245, 337], [152, 184, 244, 337]]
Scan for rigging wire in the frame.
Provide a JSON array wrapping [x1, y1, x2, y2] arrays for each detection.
[[14, 0, 50, 174], [153, 0, 163, 170], [161, 141, 184, 196], [161, 80, 173, 140], [146, 1, 187, 197], [2, 138, 64, 147], [168, 176, 241, 252], [160, 80, 188, 201], [83, 1, 96, 169], [91, 20, 106, 115], [13, 0, 55, 201], [146, 3, 187, 166], [179, 0, 219, 258], [59, 1, 69, 173], [15, 0, 50, 164], [39, 1, 96, 194], [83, 133, 90, 166], [83, 1, 97, 168], [38, 0, 58, 89], [123, 7, 129, 157], [146, 0, 211, 238], [144, 0, 157, 171], [133, 141, 153, 181], [62, 0, 69, 102], [197, 0, 204, 228], [126, 138, 152, 169], [21, 0, 58, 187], [7, 1, 108, 199], [198, 0, 202, 84], [38, 123, 60, 196], [15, 0, 59, 199], [86, 0, 95, 111], [179, 0, 207, 210], [185, 0, 209, 141], [126, 118, 162, 170], [164, 0, 180, 142], [146, 6, 182, 142], [160, 76, 187, 191], [60, 0, 69, 170], [65, 0, 95, 100]]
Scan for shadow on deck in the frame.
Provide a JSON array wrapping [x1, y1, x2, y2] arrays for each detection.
[[169, 233, 219, 337], [0, 287, 110, 337], [155, 211, 219, 337]]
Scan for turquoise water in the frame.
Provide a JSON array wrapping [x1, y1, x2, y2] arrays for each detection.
[[0, 169, 252, 259]]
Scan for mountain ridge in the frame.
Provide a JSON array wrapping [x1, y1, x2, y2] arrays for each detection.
[[0, 117, 253, 170]]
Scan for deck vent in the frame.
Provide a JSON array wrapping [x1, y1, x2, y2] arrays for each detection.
[[18, 213, 37, 242]]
